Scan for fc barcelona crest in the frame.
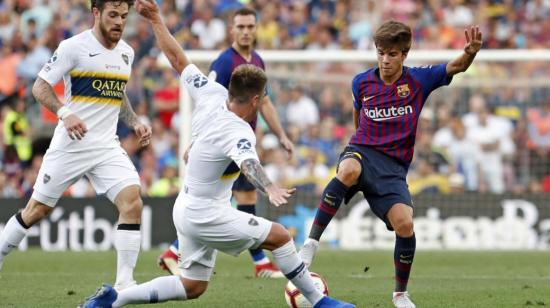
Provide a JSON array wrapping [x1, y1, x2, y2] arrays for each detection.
[[397, 84, 410, 98], [121, 53, 129, 65]]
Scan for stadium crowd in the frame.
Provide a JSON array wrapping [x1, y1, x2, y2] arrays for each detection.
[[0, 0, 549, 198]]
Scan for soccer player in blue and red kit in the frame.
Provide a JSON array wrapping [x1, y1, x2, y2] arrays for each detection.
[[299, 21, 482, 307], [158, 7, 293, 279]]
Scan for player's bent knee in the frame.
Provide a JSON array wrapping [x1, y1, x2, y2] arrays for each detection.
[[261, 223, 291, 250], [337, 159, 361, 185], [182, 279, 208, 299], [394, 219, 414, 237]]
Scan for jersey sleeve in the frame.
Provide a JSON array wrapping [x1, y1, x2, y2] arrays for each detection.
[[408, 64, 453, 98], [38, 40, 76, 86], [209, 56, 232, 89], [351, 74, 363, 110], [181, 63, 227, 107], [221, 122, 260, 168]]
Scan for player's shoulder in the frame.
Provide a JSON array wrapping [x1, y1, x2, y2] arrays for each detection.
[[215, 48, 235, 62], [406, 64, 444, 73], [251, 50, 265, 62], [116, 39, 134, 55], [220, 112, 254, 134], [351, 68, 374, 88]]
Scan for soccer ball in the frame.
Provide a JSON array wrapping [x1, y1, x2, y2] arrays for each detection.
[[284, 272, 329, 308]]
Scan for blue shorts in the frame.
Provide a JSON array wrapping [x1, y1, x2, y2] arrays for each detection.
[[224, 162, 256, 192], [339, 144, 412, 230]]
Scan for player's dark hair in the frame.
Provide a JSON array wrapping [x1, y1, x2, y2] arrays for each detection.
[[229, 65, 267, 105], [91, 0, 135, 12], [233, 7, 257, 21], [374, 20, 412, 53]]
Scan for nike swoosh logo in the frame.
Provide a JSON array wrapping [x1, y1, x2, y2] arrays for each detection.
[[371, 116, 403, 122], [89, 53, 101, 57], [363, 95, 376, 102]]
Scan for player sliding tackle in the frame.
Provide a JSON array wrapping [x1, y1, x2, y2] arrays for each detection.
[[81, 1, 354, 307]]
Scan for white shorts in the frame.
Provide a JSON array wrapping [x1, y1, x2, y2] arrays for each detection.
[[172, 193, 272, 281], [32, 147, 141, 206]]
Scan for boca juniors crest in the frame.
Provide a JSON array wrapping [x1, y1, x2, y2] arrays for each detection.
[[397, 84, 410, 98], [121, 53, 129, 65]]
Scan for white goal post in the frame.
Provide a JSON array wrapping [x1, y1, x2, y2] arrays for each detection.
[[154, 49, 550, 179]]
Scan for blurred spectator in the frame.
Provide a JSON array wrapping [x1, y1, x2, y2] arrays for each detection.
[[0, 43, 23, 99], [16, 33, 52, 80], [527, 100, 550, 184], [286, 84, 319, 130], [434, 117, 478, 191], [3, 98, 31, 165], [148, 158, 180, 197], [153, 69, 179, 128], [190, 4, 226, 49], [463, 96, 515, 193]]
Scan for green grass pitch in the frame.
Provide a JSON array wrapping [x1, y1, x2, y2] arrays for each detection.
[[0, 249, 549, 307]]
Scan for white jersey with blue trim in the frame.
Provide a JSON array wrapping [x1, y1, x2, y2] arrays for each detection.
[[38, 29, 134, 152], [180, 64, 259, 205]]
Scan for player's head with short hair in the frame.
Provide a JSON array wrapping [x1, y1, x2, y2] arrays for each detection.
[[231, 8, 257, 50], [373, 20, 412, 81], [91, 0, 134, 45], [374, 20, 412, 53], [228, 64, 267, 119]]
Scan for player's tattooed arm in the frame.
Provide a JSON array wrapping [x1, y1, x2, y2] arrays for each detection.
[[32, 77, 64, 113], [119, 92, 139, 128], [120, 92, 152, 147], [241, 158, 272, 195]]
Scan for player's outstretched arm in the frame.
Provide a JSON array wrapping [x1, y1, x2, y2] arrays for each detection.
[[32, 77, 88, 140], [446, 25, 482, 76], [120, 93, 152, 147], [136, 0, 189, 74], [241, 158, 296, 207]]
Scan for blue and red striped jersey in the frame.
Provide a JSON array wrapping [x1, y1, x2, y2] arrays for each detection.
[[349, 64, 452, 167], [209, 47, 266, 131]]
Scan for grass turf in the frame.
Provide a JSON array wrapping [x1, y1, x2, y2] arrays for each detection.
[[0, 249, 549, 307]]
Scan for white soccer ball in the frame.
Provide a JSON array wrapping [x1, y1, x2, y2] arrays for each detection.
[[284, 272, 329, 308]]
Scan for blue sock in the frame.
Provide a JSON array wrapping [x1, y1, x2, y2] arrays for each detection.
[[309, 178, 348, 241], [394, 233, 416, 292], [170, 239, 179, 250], [237, 204, 268, 263]]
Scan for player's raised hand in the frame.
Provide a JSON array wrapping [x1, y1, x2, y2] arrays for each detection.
[[266, 185, 296, 207], [136, 0, 161, 22], [464, 25, 482, 55], [63, 114, 87, 140], [134, 122, 152, 147]]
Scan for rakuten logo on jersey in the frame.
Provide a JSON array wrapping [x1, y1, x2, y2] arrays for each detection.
[[364, 105, 414, 121]]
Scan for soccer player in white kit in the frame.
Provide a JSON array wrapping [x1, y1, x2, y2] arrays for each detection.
[[80, 1, 355, 307], [0, 0, 152, 291]]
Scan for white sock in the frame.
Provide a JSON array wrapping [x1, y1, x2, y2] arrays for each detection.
[[114, 228, 141, 287], [113, 275, 186, 307], [0, 215, 29, 265], [272, 240, 324, 305]]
